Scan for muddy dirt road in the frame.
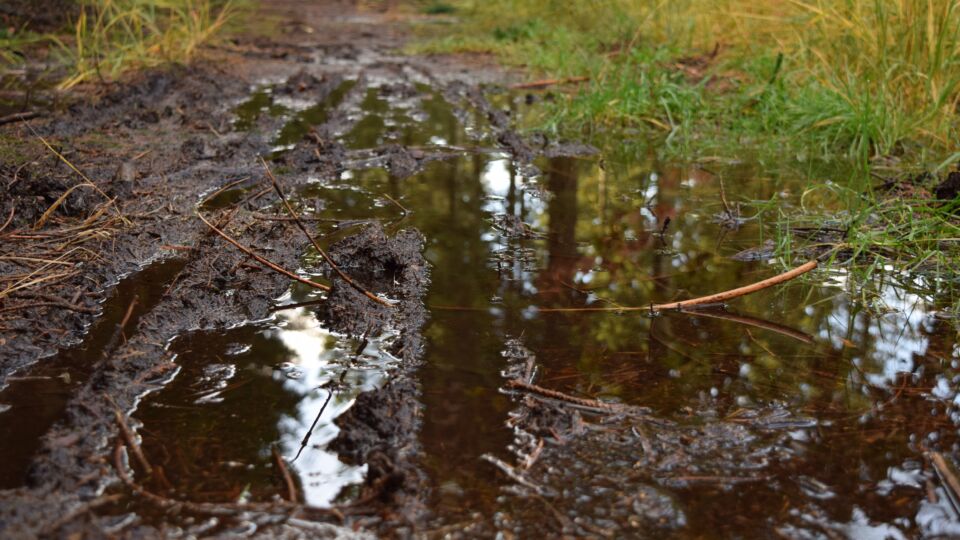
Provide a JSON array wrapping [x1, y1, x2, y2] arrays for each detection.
[[0, 2, 509, 536], [3, 1, 960, 538]]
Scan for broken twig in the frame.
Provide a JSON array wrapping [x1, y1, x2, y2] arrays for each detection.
[[293, 390, 334, 462], [107, 394, 153, 475], [0, 111, 39, 125], [481, 454, 549, 495], [260, 157, 391, 307], [197, 213, 330, 292]]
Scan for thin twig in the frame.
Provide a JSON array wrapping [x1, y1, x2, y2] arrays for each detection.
[[119, 295, 138, 343], [293, 390, 334, 462], [251, 212, 365, 223], [200, 177, 250, 207], [718, 175, 733, 219], [0, 207, 15, 235], [273, 445, 298, 503], [538, 260, 818, 313], [260, 157, 390, 306], [0, 111, 39, 125], [33, 132, 129, 225], [107, 394, 153, 475], [381, 193, 409, 215], [510, 76, 589, 90], [649, 259, 817, 311], [196, 213, 330, 292], [0, 300, 97, 314]]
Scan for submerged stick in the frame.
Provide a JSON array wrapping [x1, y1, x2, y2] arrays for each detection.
[[113, 409, 153, 475], [197, 213, 330, 291], [106, 394, 153, 475], [260, 157, 392, 307], [292, 390, 334, 462], [273, 445, 298, 503], [505, 379, 647, 415], [539, 260, 818, 313]]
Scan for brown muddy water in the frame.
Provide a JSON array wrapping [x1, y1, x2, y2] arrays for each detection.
[[7, 77, 959, 537], [0, 259, 185, 489]]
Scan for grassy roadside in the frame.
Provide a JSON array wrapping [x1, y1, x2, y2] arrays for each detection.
[[414, 1, 960, 165], [1, 0, 241, 90], [414, 0, 960, 314]]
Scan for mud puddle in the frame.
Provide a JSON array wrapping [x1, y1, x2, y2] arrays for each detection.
[[126, 76, 960, 537], [0, 258, 184, 489], [136, 287, 398, 507], [364, 149, 959, 536], [3, 6, 958, 533]]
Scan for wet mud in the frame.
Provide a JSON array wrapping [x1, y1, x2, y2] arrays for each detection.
[[2, 1, 960, 539]]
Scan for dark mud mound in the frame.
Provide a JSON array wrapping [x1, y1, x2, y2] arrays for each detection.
[[319, 223, 429, 338], [319, 224, 432, 530], [934, 170, 960, 202]]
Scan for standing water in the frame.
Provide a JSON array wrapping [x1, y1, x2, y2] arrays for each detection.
[[133, 80, 960, 537]]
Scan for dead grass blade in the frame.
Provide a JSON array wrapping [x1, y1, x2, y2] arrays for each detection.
[[33, 183, 94, 230], [35, 134, 130, 226]]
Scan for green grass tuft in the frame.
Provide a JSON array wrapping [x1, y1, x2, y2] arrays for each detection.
[[412, 0, 960, 165], [53, 0, 239, 89]]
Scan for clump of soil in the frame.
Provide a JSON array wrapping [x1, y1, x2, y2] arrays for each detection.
[[320, 223, 433, 530]]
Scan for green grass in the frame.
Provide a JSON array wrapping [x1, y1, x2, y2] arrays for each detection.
[[413, 0, 960, 166], [55, 0, 239, 89], [740, 170, 960, 315], [0, 0, 240, 89], [0, 27, 47, 65]]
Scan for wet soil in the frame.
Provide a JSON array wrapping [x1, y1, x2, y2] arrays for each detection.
[[2, 1, 960, 539]]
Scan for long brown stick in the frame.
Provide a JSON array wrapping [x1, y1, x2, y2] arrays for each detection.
[[510, 76, 590, 90], [930, 451, 960, 513], [113, 408, 153, 475], [197, 213, 330, 291], [539, 260, 818, 313], [260, 157, 391, 306], [650, 259, 817, 311]]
